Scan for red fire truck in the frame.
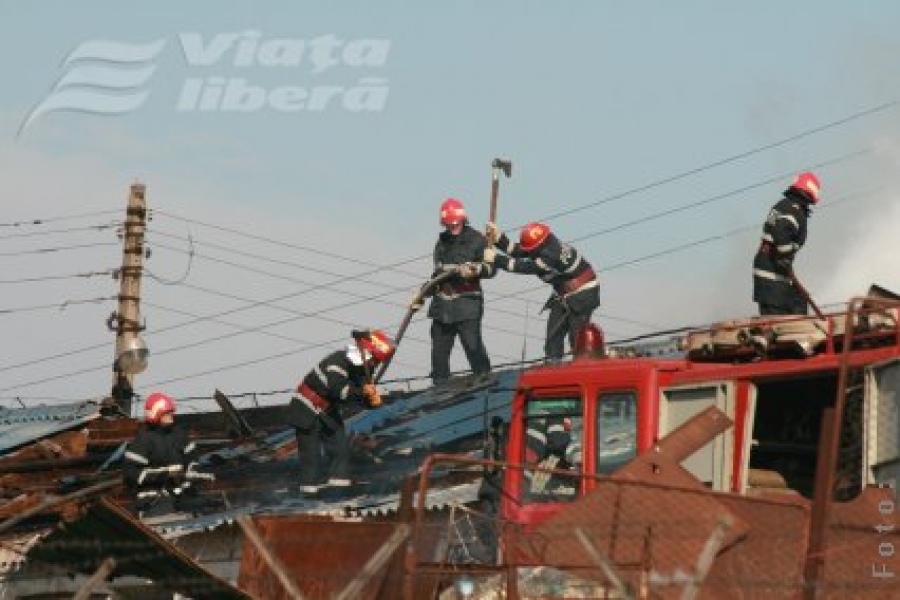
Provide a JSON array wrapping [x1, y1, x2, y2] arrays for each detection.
[[480, 295, 900, 597]]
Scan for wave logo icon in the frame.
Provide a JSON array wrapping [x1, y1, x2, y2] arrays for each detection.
[[18, 38, 167, 138]]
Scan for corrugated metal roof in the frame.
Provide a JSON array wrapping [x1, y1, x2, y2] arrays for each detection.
[[147, 480, 482, 540], [26, 497, 250, 599], [0, 401, 100, 455]]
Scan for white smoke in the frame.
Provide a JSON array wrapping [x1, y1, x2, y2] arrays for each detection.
[[819, 137, 900, 304]]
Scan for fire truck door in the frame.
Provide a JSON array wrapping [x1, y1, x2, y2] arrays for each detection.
[[660, 382, 735, 491]]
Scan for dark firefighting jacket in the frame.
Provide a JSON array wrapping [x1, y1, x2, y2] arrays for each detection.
[[427, 224, 495, 323], [495, 232, 599, 314], [123, 424, 197, 492], [753, 188, 811, 307], [286, 350, 369, 429]]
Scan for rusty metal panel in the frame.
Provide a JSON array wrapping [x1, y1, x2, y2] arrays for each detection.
[[506, 479, 810, 599], [85, 417, 139, 446], [237, 515, 404, 599]]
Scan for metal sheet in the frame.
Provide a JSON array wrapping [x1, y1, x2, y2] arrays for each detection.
[[25, 497, 250, 599], [237, 515, 404, 600], [0, 402, 100, 455]]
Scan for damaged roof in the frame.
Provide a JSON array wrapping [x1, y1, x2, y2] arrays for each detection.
[[26, 497, 250, 599], [0, 401, 100, 455]]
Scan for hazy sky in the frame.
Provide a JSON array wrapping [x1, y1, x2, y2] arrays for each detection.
[[2, 1, 900, 411]]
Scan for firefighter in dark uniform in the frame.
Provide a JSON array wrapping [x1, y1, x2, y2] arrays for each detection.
[[286, 330, 394, 494], [123, 392, 210, 509], [753, 171, 821, 315], [485, 221, 600, 361], [413, 198, 494, 385], [524, 414, 574, 497]]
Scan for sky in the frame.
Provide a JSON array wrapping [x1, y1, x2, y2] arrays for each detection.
[[1, 1, 900, 412]]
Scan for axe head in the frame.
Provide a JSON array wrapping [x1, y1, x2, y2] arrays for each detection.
[[492, 158, 512, 178]]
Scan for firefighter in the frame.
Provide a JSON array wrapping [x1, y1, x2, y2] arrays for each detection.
[[123, 392, 210, 509], [753, 171, 821, 315], [485, 222, 599, 361], [412, 198, 494, 385], [286, 329, 394, 494], [524, 415, 574, 495]]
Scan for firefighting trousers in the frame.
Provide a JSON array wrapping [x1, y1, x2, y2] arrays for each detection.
[[545, 299, 595, 360], [430, 318, 491, 383], [293, 404, 350, 485]]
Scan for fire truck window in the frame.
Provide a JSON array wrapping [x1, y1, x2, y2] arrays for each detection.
[[522, 396, 582, 504], [596, 392, 637, 474]]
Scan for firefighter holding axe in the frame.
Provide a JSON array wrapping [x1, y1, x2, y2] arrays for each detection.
[[484, 221, 600, 362]]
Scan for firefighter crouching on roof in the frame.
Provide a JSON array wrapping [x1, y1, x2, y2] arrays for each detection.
[[485, 221, 599, 362], [411, 198, 495, 385], [286, 329, 395, 495], [123, 392, 213, 510], [753, 171, 821, 316]]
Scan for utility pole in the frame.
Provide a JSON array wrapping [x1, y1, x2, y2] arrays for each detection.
[[108, 182, 149, 417]]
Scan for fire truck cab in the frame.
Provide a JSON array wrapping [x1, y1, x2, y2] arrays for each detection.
[[500, 303, 900, 527]]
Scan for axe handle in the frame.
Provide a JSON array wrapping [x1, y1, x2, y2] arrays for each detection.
[[789, 269, 825, 320], [373, 270, 456, 384], [488, 171, 500, 247]]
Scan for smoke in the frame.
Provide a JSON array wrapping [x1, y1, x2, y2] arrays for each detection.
[[818, 137, 900, 304]]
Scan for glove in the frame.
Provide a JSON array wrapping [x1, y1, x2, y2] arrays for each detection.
[[362, 383, 382, 407], [483, 247, 496, 265], [408, 291, 424, 312], [485, 222, 500, 243], [459, 262, 481, 279]]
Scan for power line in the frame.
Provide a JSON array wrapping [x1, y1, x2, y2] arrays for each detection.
[[0, 209, 120, 228], [0, 269, 115, 284], [143, 300, 430, 372], [0, 222, 118, 241], [151, 221, 653, 329], [146, 239, 543, 342], [0, 295, 116, 316], [0, 241, 119, 257], [567, 150, 867, 245], [538, 98, 899, 223]]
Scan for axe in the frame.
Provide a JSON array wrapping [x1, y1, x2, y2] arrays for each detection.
[[488, 157, 512, 247]]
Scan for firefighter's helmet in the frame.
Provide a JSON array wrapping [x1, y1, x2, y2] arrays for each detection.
[[358, 329, 396, 362], [519, 222, 551, 252], [790, 171, 821, 204], [144, 392, 176, 423], [439, 198, 467, 226]]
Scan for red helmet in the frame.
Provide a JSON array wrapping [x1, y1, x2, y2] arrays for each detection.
[[790, 171, 821, 204], [358, 329, 396, 362], [439, 198, 467, 226], [144, 392, 176, 423], [519, 222, 551, 252]]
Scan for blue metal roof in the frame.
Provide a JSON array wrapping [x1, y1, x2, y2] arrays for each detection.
[[0, 401, 100, 455]]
